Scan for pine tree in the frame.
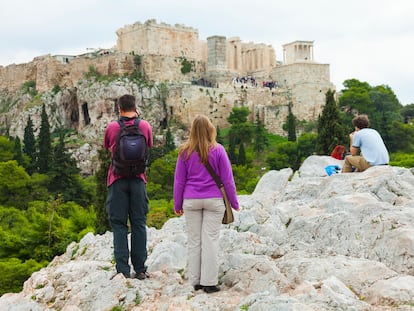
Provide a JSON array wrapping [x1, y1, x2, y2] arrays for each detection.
[[23, 116, 37, 174], [316, 90, 347, 154], [95, 147, 111, 234], [37, 104, 52, 173], [48, 131, 83, 204]]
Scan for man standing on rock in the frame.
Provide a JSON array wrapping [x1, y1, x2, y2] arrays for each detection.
[[104, 94, 153, 279], [342, 114, 389, 173]]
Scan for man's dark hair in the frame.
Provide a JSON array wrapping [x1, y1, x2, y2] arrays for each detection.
[[117, 94, 136, 112], [352, 114, 369, 129]]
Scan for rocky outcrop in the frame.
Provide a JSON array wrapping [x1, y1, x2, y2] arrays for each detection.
[[1, 156, 413, 310]]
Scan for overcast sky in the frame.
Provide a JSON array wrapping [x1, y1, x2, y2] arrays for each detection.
[[1, 0, 413, 105]]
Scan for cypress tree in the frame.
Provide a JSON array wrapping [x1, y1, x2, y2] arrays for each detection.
[[216, 125, 223, 145], [238, 142, 246, 165], [37, 104, 52, 173], [12, 136, 24, 166], [254, 110, 268, 153], [316, 90, 347, 155], [164, 128, 175, 154], [23, 116, 37, 174], [286, 104, 297, 142], [228, 132, 237, 164]]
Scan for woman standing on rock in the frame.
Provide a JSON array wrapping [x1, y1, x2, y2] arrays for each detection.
[[173, 115, 240, 293]]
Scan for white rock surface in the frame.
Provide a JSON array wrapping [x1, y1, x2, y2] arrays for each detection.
[[1, 156, 413, 310]]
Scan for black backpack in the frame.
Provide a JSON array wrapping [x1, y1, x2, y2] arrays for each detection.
[[112, 118, 149, 177]]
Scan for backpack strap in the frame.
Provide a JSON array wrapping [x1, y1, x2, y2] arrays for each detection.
[[117, 119, 126, 129], [117, 117, 141, 128]]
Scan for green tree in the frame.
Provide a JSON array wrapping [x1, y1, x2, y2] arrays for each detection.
[[369, 86, 402, 147], [238, 143, 246, 165], [254, 110, 268, 154], [228, 107, 253, 164], [316, 90, 347, 155], [0, 136, 14, 162], [228, 140, 236, 164], [0, 161, 36, 209], [146, 151, 177, 200], [267, 141, 299, 170], [339, 79, 373, 114], [400, 103, 414, 123], [285, 105, 297, 142], [48, 131, 84, 204], [37, 104, 52, 174], [0, 258, 45, 296], [147, 199, 175, 229], [164, 128, 175, 154], [387, 121, 414, 152], [297, 133, 318, 161], [23, 116, 37, 174], [95, 147, 111, 234], [216, 125, 223, 145], [12, 136, 25, 166], [232, 165, 261, 194], [0, 206, 33, 259]]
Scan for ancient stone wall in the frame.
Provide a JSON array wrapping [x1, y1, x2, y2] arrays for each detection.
[[272, 62, 335, 121], [166, 84, 289, 136], [0, 53, 135, 93], [116, 19, 201, 59]]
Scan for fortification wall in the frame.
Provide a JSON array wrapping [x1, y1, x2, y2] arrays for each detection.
[[0, 53, 136, 93], [272, 62, 335, 121], [166, 84, 289, 136], [116, 19, 201, 59]]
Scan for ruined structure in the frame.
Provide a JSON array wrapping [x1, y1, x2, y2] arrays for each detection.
[[0, 19, 335, 139]]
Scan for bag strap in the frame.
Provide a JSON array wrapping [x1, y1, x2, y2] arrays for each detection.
[[204, 162, 223, 188]]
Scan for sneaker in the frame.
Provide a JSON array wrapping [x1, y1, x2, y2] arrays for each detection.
[[135, 271, 149, 280], [203, 285, 220, 293]]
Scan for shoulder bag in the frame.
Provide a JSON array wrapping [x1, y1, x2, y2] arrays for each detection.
[[204, 162, 234, 224]]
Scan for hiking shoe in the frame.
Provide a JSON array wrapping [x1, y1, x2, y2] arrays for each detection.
[[135, 271, 149, 280], [203, 285, 220, 293]]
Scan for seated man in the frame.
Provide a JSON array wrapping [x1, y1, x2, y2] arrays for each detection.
[[342, 114, 389, 173]]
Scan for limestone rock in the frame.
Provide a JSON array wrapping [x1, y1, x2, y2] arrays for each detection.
[[1, 156, 413, 310]]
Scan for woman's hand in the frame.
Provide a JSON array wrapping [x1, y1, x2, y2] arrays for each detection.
[[174, 209, 184, 216]]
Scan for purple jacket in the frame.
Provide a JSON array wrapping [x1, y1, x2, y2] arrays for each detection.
[[173, 144, 239, 212]]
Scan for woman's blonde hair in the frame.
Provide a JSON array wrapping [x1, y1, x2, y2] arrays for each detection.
[[179, 115, 217, 164]]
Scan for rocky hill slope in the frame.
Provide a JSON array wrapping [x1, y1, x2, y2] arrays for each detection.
[[1, 156, 413, 310]]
